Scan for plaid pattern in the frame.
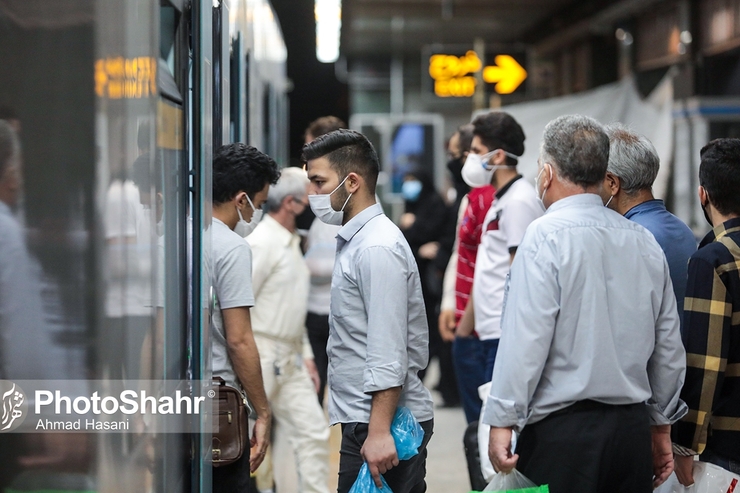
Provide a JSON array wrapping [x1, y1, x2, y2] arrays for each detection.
[[674, 217, 740, 460]]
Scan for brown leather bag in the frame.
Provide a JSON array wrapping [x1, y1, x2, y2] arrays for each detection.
[[212, 377, 249, 467]]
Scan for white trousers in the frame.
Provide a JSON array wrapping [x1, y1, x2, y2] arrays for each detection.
[[254, 335, 330, 493]]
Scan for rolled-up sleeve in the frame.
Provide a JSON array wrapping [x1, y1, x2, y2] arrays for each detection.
[[647, 257, 688, 425], [482, 243, 558, 432], [356, 245, 410, 394]]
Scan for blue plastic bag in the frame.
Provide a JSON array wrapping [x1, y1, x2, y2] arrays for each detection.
[[391, 406, 424, 460], [348, 462, 393, 493]]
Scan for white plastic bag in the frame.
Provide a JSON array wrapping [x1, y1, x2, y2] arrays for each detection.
[[654, 461, 740, 493], [478, 382, 518, 484], [483, 469, 538, 491]]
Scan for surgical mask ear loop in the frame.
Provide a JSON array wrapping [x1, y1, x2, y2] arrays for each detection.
[[605, 195, 614, 208]]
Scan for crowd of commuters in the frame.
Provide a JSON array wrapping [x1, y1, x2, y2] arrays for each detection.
[[187, 107, 740, 493]]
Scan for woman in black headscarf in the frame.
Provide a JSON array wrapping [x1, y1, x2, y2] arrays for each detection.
[[399, 167, 460, 407]]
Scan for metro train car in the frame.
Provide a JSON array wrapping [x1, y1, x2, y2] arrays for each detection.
[[0, 0, 288, 491]]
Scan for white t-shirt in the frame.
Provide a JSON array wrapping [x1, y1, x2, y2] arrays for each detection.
[[210, 218, 255, 389], [473, 176, 543, 340], [304, 217, 340, 315], [104, 179, 153, 318]]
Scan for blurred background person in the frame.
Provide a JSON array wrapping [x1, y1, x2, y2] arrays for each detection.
[[303, 115, 346, 404], [399, 167, 459, 408], [248, 167, 330, 493]]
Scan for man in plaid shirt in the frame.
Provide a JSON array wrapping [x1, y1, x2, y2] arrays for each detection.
[[673, 138, 740, 484]]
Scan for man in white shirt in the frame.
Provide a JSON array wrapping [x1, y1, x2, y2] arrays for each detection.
[[303, 129, 434, 493], [248, 167, 330, 493], [484, 115, 686, 493], [456, 111, 543, 380]]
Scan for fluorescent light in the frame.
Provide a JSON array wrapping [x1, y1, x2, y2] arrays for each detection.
[[315, 0, 341, 63]]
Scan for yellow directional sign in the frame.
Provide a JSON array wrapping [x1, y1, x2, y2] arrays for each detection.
[[482, 55, 527, 95]]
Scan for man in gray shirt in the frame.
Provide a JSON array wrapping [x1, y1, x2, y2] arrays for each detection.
[[302, 130, 434, 493], [211, 143, 279, 493], [484, 116, 687, 493]]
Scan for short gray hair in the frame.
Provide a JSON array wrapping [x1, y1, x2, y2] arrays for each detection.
[[0, 120, 19, 177], [605, 123, 659, 195], [266, 166, 309, 212], [540, 115, 609, 187]]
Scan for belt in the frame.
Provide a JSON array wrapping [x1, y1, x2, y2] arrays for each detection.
[[549, 399, 643, 418]]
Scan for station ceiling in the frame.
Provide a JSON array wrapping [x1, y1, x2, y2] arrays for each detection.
[[341, 0, 583, 57]]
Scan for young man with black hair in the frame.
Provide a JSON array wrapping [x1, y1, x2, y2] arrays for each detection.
[[456, 111, 543, 380], [302, 129, 434, 493], [210, 143, 279, 493], [673, 138, 740, 484]]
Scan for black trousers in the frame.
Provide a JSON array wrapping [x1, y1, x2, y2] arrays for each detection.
[[516, 401, 653, 493], [212, 444, 252, 493], [337, 419, 434, 493], [306, 312, 329, 405]]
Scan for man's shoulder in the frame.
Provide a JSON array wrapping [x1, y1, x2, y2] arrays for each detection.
[[692, 232, 740, 266], [213, 223, 251, 260]]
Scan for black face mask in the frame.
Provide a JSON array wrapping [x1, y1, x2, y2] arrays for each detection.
[[701, 200, 713, 227], [447, 156, 466, 187]]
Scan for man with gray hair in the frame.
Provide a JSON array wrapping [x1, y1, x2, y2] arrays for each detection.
[[247, 166, 330, 493], [483, 115, 687, 493], [601, 124, 696, 329]]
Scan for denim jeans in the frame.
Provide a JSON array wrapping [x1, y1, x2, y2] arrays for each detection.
[[452, 336, 488, 423]]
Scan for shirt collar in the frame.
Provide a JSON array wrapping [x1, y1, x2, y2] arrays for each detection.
[[699, 216, 740, 248], [624, 199, 666, 219], [545, 193, 603, 214], [337, 202, 383, 243], [261, 214, 298, 247], [494, 174, 523, 199]]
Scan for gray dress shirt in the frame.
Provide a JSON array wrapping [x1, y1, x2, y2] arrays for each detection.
[[327, 203, 434, 426], [482, 194, 687, 431]]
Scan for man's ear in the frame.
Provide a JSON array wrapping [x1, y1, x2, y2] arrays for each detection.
[[698, 185, 708, 207], [491, 149, 508, 166], [345, 172, 362, 194], [604, 172, 620, 196]]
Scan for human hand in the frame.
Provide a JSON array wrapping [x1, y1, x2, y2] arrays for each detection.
[[361, 431, 399, 488], [399, 213, 416, 229], [489, 427, 518, 474], [438, 309, 457, 342], [249, 413, 271, 472], [419, 241, 439, 260], [674, 454, 695, 486], [304, 358, 321, 393], [650, 425, 674, 488]]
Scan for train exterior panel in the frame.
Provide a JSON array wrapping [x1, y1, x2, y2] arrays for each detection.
[[0, 1, 288, 491]]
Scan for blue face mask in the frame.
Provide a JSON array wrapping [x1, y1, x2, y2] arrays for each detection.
[[401, 180, 423, 202]]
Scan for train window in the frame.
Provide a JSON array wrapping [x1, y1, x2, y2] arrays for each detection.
[[230, 34, 242, 143], [244, 50, 251, 144]]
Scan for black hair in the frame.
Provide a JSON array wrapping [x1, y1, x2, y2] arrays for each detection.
[[305, 116, 346, 140], [212, 143, 280, 205], [699, 138, 740, 216], [0, 105, 18, 121], [458, 123, 475, 154], [131, 152, 162, 194], [471, 111, 525, 166], [301, 129, 379, 194]]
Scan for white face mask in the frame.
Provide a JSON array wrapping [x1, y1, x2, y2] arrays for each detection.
[[234, 193, 262, 237], [461, 150, 518, 188], [308, 175, 352, 226]]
